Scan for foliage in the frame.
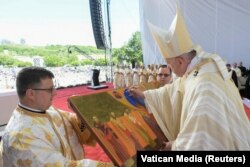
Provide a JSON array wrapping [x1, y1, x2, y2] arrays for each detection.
[[0, 54, 31, 67], [0, 55, 15, 66], [93, 58, 106, 66], [80, 59, 93, 65], [0, 44, 104, 57], [112, 31, 143, 66], [0, 32, 142, 67], [44, 55, 66, 67], [65, 54, 79, 66], [0, 44, 106, 67], [111, 56, 118, 65], [112, 47, 126, 62], [14, 61, 32, 67]]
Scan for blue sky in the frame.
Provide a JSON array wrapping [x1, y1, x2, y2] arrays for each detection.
[[0, 0, 140, 48]]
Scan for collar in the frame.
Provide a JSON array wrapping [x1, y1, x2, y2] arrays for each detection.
[[18, 103, 46, 114], [186, 55, 201, 72], [184, 58, 213, 78]]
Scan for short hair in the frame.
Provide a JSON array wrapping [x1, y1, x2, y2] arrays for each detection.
[[189, 50, 197, 56], [16, 67, 54, 98], [159, 64, 167, 68], [159, 64, 172, 74]]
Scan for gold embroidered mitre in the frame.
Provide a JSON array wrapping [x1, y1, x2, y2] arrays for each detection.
[[148, 7, 230, 80], [147, 7, 200, 59]]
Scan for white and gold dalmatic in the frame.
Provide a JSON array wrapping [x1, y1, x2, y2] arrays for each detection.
[[145, 7, 250, 150], [1, 106, 113, 167]]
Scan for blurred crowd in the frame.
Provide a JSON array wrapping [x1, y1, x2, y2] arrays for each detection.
[[1, 61, 249, 99], [112, 63, 173, 89], [113, 61, 250, 99], [0, 65, 108, 90]]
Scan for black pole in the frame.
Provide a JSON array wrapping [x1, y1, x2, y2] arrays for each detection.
[[104, 48, 108, 81], [106, 0, 113, 82], [68, 45, 95, 61]]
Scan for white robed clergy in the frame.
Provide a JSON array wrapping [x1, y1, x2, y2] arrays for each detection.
[[0, 67, 114, 167], [131, 7, 250, 150]]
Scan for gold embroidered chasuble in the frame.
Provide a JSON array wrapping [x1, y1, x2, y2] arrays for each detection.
[[144, 57, 250, 150], [2, 106, 113, 167]]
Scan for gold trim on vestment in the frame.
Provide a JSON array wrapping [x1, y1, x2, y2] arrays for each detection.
[[54, 108, 78, 160], [16, 106, 67, 157]]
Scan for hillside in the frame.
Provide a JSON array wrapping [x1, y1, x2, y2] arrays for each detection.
[[0, 44, 106, 67]]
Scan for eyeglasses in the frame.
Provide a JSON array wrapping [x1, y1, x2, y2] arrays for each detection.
[[158, 73, 170, 77], [31, 86, 56, 93]]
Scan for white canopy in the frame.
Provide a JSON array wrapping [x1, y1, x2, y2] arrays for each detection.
[[139, 0, 250, 68]]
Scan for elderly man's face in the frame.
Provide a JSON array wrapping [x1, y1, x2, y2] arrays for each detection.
[[165, 56, 188, 77]]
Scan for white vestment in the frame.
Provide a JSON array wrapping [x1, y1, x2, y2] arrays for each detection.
[[144, 53, 250, 150], [1, 106, 113, 167]]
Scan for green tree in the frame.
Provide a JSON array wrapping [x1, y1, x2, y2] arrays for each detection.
[[93, 58, 106, 66], [66, 54, 79, 66], [112, 31, 142, 66], [0, 54, 32, 67], [14, 61, 32, 67], [0, 44, 108, 67], [80, 59, 93, 65], [0, 55, 15, 66], [112, 47, 126, 63], [44, 55, 66, 67]]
